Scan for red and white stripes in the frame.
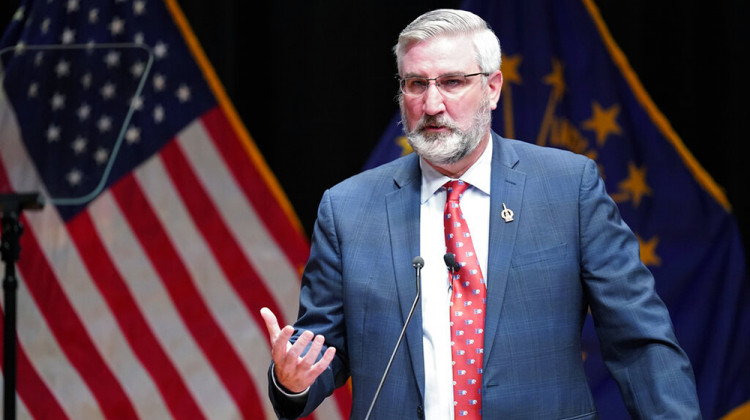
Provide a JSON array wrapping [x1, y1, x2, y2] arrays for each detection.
[[0, 104, 350, 419]]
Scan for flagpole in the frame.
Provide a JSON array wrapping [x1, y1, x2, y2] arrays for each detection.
[[0, 193, 44, 420]]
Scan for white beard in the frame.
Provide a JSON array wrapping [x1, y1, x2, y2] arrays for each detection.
[[400, 96, 492, 166]]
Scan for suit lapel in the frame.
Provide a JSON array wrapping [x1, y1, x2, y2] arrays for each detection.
[[384, 156, 425, 399], [483, 134, 525, 362]]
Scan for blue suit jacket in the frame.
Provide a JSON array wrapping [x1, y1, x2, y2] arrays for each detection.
[[270, 133, 700, 419]]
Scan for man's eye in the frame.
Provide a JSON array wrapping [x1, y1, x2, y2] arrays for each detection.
[[439, 77, 464, 89], [408, 79, 428, 89]]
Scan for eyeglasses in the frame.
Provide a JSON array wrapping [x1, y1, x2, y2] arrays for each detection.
[[398, 72, 489, 97]]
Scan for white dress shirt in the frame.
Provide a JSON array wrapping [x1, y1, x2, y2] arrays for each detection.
[[419, 140, 492, 420]]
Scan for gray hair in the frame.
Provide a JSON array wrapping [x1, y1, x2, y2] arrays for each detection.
[[393, 9, 502, 75]]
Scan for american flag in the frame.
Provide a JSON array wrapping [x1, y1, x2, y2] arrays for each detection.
[[0, 0, 350, 418]]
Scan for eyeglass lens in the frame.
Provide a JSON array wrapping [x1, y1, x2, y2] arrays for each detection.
[[401, 73, 484, 96]]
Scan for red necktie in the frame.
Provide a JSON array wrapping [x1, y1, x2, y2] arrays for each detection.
[[444, 180, 485, 419]]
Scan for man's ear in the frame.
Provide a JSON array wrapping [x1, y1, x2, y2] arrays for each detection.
[[488, 70, 503, 110]]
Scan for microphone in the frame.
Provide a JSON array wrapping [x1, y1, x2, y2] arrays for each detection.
[[443, 252, 460, 272], [364, 256, 423, 420], [413, 256, 425, 272], [444, 253, 460, 291]]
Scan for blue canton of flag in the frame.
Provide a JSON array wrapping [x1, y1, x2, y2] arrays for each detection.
[[0, 0, 213, 220], [364, 0, 750, 419]]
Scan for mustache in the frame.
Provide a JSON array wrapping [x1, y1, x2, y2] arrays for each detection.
[[414, 114, 460, 133]]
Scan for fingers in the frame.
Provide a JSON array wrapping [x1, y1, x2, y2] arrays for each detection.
[[286, 331, 335, 373], [261, 308, 297, 370], [259, 307, 336, 392], [259, 307, 318, 360], [312, 346, 336, 377], [300, 333, 325, 367], [277, 333, 335, 392], [286, 330, 314, 360], [260, 307, 280, 338]]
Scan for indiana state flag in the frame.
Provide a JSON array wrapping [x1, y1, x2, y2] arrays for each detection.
[[366, 1, 750, 418]]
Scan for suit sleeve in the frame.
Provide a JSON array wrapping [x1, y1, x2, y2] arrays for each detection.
[[268, 189, 351, 419], [577, 158, 701, 419]]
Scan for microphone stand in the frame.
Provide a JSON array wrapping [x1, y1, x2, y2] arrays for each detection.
[[1, 193, 44, 420], [363, 257, 423, 420]]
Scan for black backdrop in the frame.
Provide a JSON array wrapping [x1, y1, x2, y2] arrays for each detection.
[[1, 1, 748, 260]]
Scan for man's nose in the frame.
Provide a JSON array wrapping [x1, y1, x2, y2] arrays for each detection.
[[422, 82, 446, 115]]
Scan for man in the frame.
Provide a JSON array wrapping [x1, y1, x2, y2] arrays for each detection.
[[261, 9, 701, 419]]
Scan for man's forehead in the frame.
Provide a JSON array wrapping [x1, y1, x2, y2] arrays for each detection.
[[401, 35, 476, 75], [402, 33, 474, 54]]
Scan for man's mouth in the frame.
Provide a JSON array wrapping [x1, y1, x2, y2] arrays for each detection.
[[421, 122, 450, 133], [413, 115, 456, 136]]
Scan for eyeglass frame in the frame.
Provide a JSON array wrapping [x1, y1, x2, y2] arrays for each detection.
[[397, 72, 490, 97]]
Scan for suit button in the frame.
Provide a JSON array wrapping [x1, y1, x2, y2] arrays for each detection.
[[416, 405, 424, 418]]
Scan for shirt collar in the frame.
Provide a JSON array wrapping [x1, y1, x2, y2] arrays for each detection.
[[420, 138, 493, 203]]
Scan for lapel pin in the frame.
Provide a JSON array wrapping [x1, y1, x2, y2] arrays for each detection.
[[501, 203, 514, 223]]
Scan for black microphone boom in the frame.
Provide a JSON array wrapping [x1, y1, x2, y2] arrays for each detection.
[[363, 256, 423, 420]]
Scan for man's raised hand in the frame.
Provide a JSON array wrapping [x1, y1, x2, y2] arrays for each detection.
[[260, 307, 336, 393]]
